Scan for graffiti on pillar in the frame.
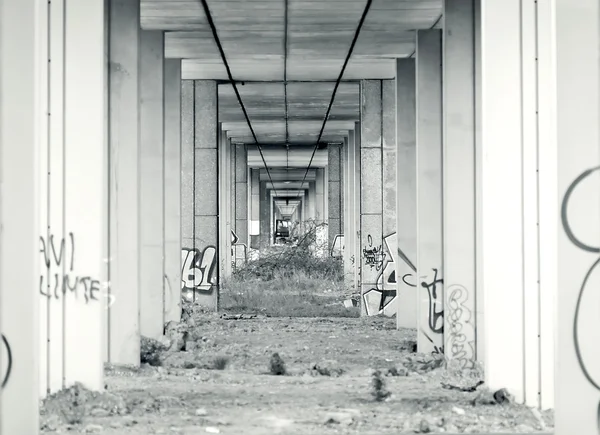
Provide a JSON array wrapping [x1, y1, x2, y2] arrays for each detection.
[[363, 233, 397, 316], [561, 165, 600, 432], [420, 268, 444, 334], [446, 284, 475, 369], [362, 235, 385, 271], [331, 234, 344, 257], [39, 232, 109, 305], [1, 334, 12, 389], [181, 246, 217, 296]]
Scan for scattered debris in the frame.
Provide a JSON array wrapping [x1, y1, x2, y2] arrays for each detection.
[[195, 408, 209, 417], [220, 313, 258, 320], [401, 353, 444, 373], [386, 366, 408, 377], [84, 423, 103, 433], [311, 360, 344, 377], [371, 370, 392, 402], [418, 419, 431, 433], [441, 379, 485, 392], [493, 388, 512, 404], [140, 336, 168, 366], [269, 352, 286, 375], [452, 406, 466, 415], [164, 321, 189, 352]]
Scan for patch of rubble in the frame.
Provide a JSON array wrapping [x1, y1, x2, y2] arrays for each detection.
[[40, 382, 129, 431], [310, 359, 345, 377]]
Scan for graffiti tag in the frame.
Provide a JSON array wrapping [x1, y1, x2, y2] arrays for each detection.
[[561, 165, 600, 433], [39, 233, 102, 304], [446, 284, 475, 369], [181, 246, 217, 293], [1, 334, 12, 389], [362, 235, 385, 271]]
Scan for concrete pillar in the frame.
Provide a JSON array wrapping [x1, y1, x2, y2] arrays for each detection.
[[395, 58, 418, 330], [249, 169, 260, 249], [1, 0, 44, 430], [555, 0, 600, 424], [480, 0, 556, 409], [328, 144, 343, 252], [163, 59, 182, 323], [381, 80, 397, 315], [343, 130, 357, 290], [315, 169, 325, 223], [139, 30, 164, 340], [416, 29, 444, 353], [234, 144, 248, 267], [219, 131, 232, 280], [353, 122, 362, 294], [259, 180, 270, 250], [180, 81, 219, 309], [556, 0, 598, 429], [108, 0, 141, 366], [359, 80, 384, 316], [442, 0, 477, 369], [308, 182, 316, 221]]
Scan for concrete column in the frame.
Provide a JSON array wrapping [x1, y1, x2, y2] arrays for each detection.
[[395, 59, 418, 330], [381, 80, 397, 315], [416, 30, 444, 353], [180, 81, 219, 309], [108, 0, 141, 366], [556, 0, 598, 429], [359, 80, 384, 317], [344, 130, 357, 289], [315, 169, 325, 223], [1, 0, 43, 430], [219, 131, 232, 280], [480, 0, 557, 408], [139, 30, 164, 340], [249, 169, 260, 249], [234, 144, 248, 267], [259, 180, 270, 250], [308, 182, 316, 221], [442, 0, 477, 369], [353, 122, 362, 294], [328, 144, 343, 252], [163, 59, 182, 323]]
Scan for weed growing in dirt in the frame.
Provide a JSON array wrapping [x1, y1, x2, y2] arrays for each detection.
[[221, 222, 359, 318], [269, 352, 287, 375], [212, 356, 230, 370], [371, 370, 391, 402]]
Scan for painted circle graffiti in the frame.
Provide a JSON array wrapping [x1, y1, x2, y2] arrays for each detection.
[[1, 334, 12, 389], [560, 166, 600, 392]]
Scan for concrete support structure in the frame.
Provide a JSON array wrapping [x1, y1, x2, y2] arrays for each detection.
[[259, 181, 270, 250], [107, 0, 141, 366], [556, 0, 599, 429], [163, 59, 182, 323], [234, 144, 248, 268], [442, 0, 477, 368], [307, 182, 316, 221], [327, 144, 343, 253], [139, 30, 164, 340], [180, 81, 219, 309], [416, 29, 444, 353], [359, 80, 385, 317], [343, 133, 356, 288], [219, 130, 232, 281], [353, 122, 362, 295], [249, 169, 260, 250], [395, 58, 418, 330], [480, 0, 556, 410], [315, 169, 325, 224], [2, 0, 106, 432]]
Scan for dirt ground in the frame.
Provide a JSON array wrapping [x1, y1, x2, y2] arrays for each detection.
[[40, 312, 554, 434]]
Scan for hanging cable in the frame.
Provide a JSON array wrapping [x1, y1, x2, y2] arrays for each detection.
[[283, 0, 290, 159], [298, 0, 373, 190], [198, 0, 281, 197]]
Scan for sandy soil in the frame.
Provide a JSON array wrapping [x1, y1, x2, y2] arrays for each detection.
[[40, 314, 554, 434]]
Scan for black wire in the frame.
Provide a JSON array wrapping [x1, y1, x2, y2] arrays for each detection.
[[199, 0, 280, 196], [298, 0, 373, 190], [408, 14, 443, 58], [283, 0, 289, 161]]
